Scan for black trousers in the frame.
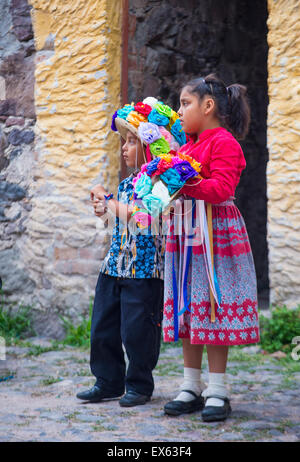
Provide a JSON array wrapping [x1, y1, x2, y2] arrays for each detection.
[[90, 273, 164, 397]]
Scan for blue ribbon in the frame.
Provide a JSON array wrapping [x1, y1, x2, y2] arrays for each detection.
[[172, 252, 179, 342], [178, 199, 196, 316], [178, 244, 192, 316], [172, 199, 222, 340], [0, 375, 14, 383], [213, 267, 222, 306], [172, 200, 197, 340]]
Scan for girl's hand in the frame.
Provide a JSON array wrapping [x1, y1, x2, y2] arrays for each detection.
[[90, 184, 108, 201]]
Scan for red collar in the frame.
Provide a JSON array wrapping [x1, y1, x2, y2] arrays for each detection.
[[187, 127, 225, 144]]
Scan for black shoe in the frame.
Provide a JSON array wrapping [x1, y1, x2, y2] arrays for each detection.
[[76, 385, 123, 402], [201, 396, 232, 422], [164, 390, 205, 416], [119, 391, 151, 407]]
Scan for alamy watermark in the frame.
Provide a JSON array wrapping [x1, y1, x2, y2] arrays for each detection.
[[0, 336, 5, 361], [291, 336, 300, 361], [95, 198, 205, 246]]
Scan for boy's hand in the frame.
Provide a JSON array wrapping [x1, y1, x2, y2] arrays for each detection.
[[90, 184, 108, 201], [91, 184, 109, 218], [93, 198, 107, 217]]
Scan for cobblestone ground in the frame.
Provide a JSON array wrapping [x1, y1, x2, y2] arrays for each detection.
[[0, 337, 299, 442]]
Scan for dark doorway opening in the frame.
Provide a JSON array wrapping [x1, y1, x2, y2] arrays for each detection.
[[124, 0, 269, 306]]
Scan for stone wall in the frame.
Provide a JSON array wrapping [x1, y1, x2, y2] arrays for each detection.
[[267, 0, 300, 308], [127, 0, 269, 299], [0, 0, 122, 336], [0, 0, 37, 307]]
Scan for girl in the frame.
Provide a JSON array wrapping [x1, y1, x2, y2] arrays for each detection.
[[163, 74, 260, 421]]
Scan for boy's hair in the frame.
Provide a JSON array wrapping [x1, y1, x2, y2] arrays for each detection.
[[183, 73, 251, 140]]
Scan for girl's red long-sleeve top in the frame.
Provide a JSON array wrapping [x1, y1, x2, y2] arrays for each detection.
[[180, 127, 246, 204]]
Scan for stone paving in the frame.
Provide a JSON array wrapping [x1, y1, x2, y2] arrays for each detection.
[[0, 337, 299, 442]]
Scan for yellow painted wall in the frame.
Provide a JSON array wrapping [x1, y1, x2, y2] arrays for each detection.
[[22, 0, 122, 318], [267, 0, 300, 308], [29, 0, 122, 191]]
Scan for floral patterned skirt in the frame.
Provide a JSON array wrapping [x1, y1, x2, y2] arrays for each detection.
[[163, 201, 260, 346]]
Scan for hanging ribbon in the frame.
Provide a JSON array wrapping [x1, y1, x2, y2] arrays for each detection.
[[178, 199, 195, 316], [197, 200, 222, 320], [172, 198, 222, 341], [172, 252, 179, 342], [207, 203, 215, 322]]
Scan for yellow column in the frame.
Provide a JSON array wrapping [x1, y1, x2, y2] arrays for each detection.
[[267, 0, 300, 308]]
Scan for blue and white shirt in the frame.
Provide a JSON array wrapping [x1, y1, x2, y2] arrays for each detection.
[[100, 174, 165, 279]]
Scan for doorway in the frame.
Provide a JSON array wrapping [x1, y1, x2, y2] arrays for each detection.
[[124, 0, 269, 305]]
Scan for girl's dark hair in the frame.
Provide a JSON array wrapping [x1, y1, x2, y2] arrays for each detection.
[[184, 73, 251, 140]]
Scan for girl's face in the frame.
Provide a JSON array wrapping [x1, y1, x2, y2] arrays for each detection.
[[178, 86, 216, 136], [122, 131, 145, 169]]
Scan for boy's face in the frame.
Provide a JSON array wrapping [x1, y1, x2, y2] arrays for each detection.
[[122, 131, 145, 169]]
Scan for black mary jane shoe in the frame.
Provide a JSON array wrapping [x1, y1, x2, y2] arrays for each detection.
[[76, 385, 124, 402], [164, 390, 205, 416], [201, 396, 232, 422], [119, 390, 151, 407]]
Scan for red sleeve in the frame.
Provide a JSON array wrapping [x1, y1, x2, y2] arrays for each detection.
[[180, 136, 246, 204]]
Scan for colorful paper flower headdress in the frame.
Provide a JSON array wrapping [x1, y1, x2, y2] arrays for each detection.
[[132, 151, 202, 227], [111, 97, 187, 162], [111, 97, 197, 228]]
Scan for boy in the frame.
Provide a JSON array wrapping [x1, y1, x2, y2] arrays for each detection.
[[76, 102, 168, 406]]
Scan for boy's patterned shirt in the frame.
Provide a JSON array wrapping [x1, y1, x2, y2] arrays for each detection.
[[100, 174, 165, 279]]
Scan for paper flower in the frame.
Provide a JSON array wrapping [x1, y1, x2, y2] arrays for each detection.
[[171, 118, 187, 146], [159, 153, 173, 164], [134, 102, 152, 117], [169, 110, 179, 127], [169, 139, 180, 152], [158, 126, 173, 144], [143, 97, 159, 108], [178, 152, 202, 173], [152, 180, 172, 208], [155, 158, 172, 176], [171, 156, 183, 166], [146, 157, 161, 176], [111, 110, 118, 131], [140, 163, 148, 174], [172, 161, 198, 182], [126, 110, 147, 128], [132, 171, 143, 187], [149, 137, 170, 156], [134, 173, 153, 198], [142, 193, 164, 217], [148, 108, 169, 126], [117, 104, 134, 119], [160, 168, 185, 195], [138, 122, 162, 144], [154, 103, 173, 119], [132, 209, 153, 228]]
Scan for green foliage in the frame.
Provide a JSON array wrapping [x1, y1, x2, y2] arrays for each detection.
[[26, 342, 62, 356], [41, 376, 62, 386], [259, 305, 300, 353], [0, 289, 35, 343], [60, 298, 93, 348]]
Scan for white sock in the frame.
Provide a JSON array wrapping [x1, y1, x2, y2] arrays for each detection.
[[173, 368, 206, 402], [202, 372, 228, 407]]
